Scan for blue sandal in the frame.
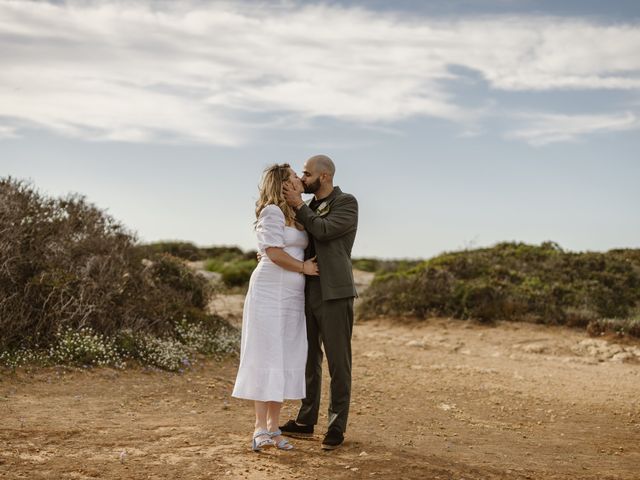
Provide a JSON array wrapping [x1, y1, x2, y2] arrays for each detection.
[[269, 429, 294, 450], [252, 429, 275, 451]]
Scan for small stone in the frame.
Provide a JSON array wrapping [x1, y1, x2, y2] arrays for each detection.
[[611, 352, 633, 363]]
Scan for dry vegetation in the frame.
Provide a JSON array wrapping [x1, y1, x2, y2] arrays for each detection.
[[0, 177, 237, 371]]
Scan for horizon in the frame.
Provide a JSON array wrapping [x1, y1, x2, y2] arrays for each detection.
[[3, 171, 636, 261], [2, 0, 639, 258]]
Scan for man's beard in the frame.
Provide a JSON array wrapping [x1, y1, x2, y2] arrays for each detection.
[[303, 177, 321, 194]]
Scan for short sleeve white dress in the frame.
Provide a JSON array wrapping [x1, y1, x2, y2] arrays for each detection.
[[231, 205, 309, 402]]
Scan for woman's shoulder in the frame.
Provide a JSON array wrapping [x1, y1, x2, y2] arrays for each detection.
[[259, 204, 285, 219]]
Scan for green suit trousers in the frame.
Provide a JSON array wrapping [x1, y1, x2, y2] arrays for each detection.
[[296, 277, 354, 433]]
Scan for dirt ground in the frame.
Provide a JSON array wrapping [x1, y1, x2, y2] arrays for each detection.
[[2, 273, 640, 479]]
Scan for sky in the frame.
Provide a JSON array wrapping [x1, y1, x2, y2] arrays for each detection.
[[1, 0, 639, 259]]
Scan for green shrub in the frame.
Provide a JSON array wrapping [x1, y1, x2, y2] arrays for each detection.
[[220, 260, 257, 287], [352, 257, 422, 274], [357, 242, 640, 337], [352, 258, 379, 272], [205, 255, 257, 288], [204, 258, 225, 273], [587, 314, 640, 338]]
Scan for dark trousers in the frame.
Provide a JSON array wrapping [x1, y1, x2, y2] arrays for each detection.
[[296, 279, 354, 433]]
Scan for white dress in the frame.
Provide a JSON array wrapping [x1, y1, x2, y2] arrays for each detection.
[[232, 205, 308, 402]]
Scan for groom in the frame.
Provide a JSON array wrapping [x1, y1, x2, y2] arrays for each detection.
[[281, 154, 358, 450]]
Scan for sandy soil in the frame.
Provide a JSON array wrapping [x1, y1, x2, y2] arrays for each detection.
[[1, 270, 639, 479]]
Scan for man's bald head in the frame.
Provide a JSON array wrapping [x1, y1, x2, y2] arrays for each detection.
[[307, 154, 335, 179]]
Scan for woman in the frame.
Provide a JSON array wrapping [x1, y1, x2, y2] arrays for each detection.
[[232, 163, 319, 452]]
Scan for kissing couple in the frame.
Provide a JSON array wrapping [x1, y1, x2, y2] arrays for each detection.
[[232, 154, 359, 452]]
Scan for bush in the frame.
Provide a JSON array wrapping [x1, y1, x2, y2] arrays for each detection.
[[49, 326, 124, 368], [137, 241, 204, 261], [0, 177, 239, 368], [136, 242, 249, 263], [352, 257, 422, 274], [146, 253, 210, 311], [1, 177, 143, 348], [352, 258, 379, 272], [205, 256, 257, 288], [357, 242, 640, 337], [140, 243, 259, 289], [0, 317, 240, 371], [586, 314, 640, 338], [220, 260, 258, 287]]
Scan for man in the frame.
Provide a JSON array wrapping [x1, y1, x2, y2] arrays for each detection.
[[281, 154, 358, 450]]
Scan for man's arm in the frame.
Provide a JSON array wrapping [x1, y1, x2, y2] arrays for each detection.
[[295, 195, 358, 242]]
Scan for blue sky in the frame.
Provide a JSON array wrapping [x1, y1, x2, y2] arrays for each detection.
[[1, 0, 639, 258]]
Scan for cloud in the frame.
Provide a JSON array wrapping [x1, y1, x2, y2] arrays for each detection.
[[0, 0, 639, 145], [0, 124, 18, 139], [505, 111, 639, 146]]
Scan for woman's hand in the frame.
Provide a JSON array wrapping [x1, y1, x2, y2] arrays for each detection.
[[302, 256, 319, 276]]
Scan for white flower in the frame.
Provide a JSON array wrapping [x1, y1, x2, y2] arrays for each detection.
[[316, 201, 330, 217]]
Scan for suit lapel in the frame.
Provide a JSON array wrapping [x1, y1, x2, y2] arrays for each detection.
[[320, 186, 341, 208]]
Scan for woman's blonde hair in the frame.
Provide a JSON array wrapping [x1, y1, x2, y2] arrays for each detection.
[[255, 163, 297, 226]]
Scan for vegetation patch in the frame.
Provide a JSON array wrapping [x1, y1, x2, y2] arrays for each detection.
[[357, 242, 640, 338], [0, 177, 239, 371], [205, 257, 258, 288], [137, 242, 252, 263], [352, 257, 422, 274]]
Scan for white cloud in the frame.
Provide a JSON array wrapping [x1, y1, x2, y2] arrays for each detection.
[[0, 124, 18, 139], [505, 111, 639, 146], [0, 0, 639, 145]]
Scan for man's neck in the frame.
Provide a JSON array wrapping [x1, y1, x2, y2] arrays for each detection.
[[314, 185, 334, 201]]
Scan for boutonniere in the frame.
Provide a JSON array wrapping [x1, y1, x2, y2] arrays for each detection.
[[317, 201, 330, 217]]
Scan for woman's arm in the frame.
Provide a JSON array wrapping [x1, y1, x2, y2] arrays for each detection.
[[265, 247, 319, 275]]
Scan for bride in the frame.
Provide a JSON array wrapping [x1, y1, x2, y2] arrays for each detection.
[[232, 163, 319, 451]]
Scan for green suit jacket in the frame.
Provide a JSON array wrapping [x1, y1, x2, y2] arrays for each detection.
[[295, 186, 358, 301]]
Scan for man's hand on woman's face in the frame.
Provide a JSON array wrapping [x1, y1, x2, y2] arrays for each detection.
[[291, 175, 305, 193], [283, 180, 303, 207]]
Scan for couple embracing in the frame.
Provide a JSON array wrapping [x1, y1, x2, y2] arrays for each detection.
[[231, 154, 358, 452]]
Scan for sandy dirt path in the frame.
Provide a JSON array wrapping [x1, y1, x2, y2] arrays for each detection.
[[1, 311, 639, 479]]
